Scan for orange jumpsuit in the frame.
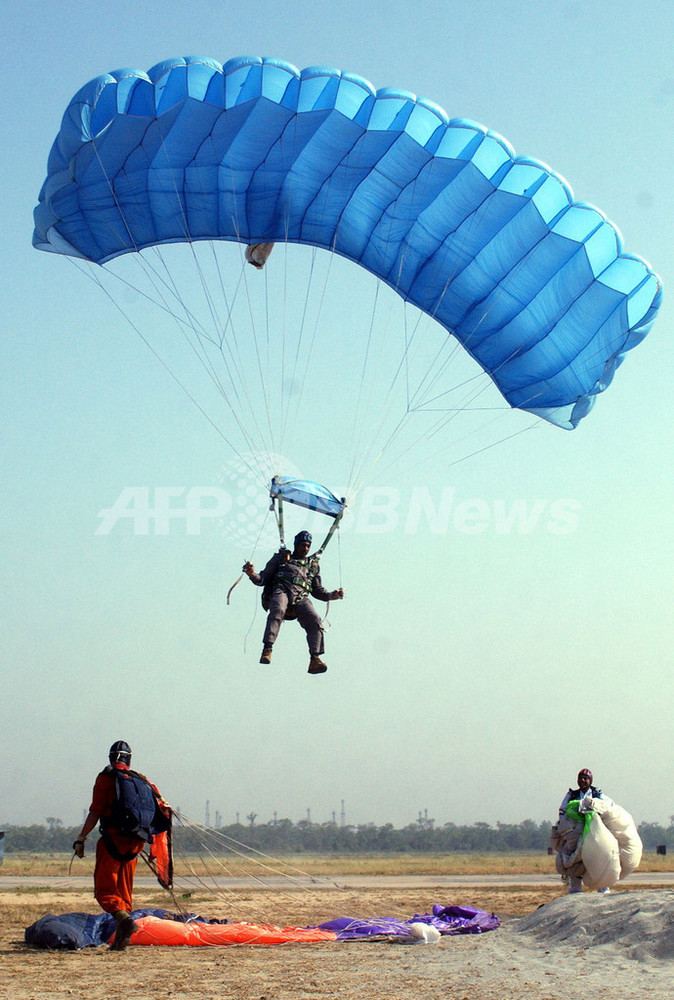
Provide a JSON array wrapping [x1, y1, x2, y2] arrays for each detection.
[[89, 764, 146, 913]]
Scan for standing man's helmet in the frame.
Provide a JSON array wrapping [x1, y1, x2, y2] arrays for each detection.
[[109, 740, 132, 765]]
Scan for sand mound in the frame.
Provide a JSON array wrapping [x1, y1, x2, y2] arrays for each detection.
[[514, 889, 674, 962]]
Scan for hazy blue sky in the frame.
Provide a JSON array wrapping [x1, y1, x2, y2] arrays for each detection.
[[2, 0, 672, 832]]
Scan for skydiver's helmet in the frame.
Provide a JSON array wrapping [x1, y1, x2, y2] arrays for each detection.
[[294, 530, 312, 546], [109, 740, 132, 765]]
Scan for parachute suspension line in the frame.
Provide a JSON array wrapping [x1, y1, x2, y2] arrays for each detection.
[[137, 850, 187, 919], [136, 248, 271, 473], [404, 302, 412, 411], [228, 503, 272, 608], [113, 245, 268, 479], [67, 258, 267, 487], [219, 153, 282, 460], [87, 130, 273, 476], [343, 281, 386, 493], [233, 504, 273, 649], [263, 251, 272, 376], [370, 179, 528, 422], [144, 125, 256, 399], [279, 222, 290, 455], [344, 286, 435, 497], [340, 213, 474, 497], [144, 244, 268, 447], [279, 244, 317, 456], [345, 179, 566, 491], [89, 135, 254, 433], [337, 522, 343, 589], [342, 223, 426, 492], [177, 239, 259, 399], [405, 182, 611, 415], [389, 417, 542, 484], [360, 377, 525, 490], [232, 218, 279, 458], [196, 241, 285, 465], [405, 316, 473, 413], [200, 240, 279, 450], [369, 358, 549, 484], [282, 245, 337, 456], [348, 350, 524, 501], [344, 248, 438, 494], [177, 815, 342, 890], [89, 140, 144, 257], [169, 815, 347, 920], [171, 821, 396, 931]]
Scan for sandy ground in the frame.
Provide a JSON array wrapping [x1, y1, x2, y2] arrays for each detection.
[[2, 883, 673, 1000]]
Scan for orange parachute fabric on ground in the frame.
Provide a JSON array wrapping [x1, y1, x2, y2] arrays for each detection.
[[130, 916, 338, 946]]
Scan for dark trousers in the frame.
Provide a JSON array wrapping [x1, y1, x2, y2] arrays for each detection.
[[263, 588, 325, 655]]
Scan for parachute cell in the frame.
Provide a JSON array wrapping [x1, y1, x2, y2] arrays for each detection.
[[33, 56, 662, 428]]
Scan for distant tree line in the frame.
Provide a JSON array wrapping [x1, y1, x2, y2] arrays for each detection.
[[1, 816, 672, 855]]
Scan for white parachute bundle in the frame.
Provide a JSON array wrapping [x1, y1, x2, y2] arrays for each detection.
[[581, 799, 643, 890]]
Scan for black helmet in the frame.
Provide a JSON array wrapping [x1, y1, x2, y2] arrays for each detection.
[[294, 530, 312, 545], [109, 740, 132, 764]]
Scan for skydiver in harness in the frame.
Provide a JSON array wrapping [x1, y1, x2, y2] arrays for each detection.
[[243, 530, 344, 674], [72, 741, 172, 950]]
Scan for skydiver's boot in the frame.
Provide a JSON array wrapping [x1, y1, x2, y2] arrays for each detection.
[[109, 909, 139, 951], [260, 647, 273, 664], [308, 656, 327, 675]]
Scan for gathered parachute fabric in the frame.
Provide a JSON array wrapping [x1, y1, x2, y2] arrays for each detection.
[[588, 798, 643, 881], [245, 242, 275, 269], [319, 904, 499, 938], [580, 811, 621, 890], [25, 911, 117, 950], [550, 805, 585, 881], [551, 798, 642, 891], [25, 903, 498, 949], [33, 56, 662, 430]]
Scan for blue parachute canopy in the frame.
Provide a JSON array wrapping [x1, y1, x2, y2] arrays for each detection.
[[270, 477, 345, 518], [33, 56, 662, 429]]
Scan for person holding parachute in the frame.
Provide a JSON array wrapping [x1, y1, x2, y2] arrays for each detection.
[[73, 741, 172, 950]]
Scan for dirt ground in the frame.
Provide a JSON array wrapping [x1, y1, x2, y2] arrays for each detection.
[[2, 884, 672, 1000]]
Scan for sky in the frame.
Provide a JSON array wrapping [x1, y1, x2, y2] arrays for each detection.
[[2, 0, 673, 834]]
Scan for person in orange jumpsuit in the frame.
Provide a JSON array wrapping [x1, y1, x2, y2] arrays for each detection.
[[73, 741, 168, 950]]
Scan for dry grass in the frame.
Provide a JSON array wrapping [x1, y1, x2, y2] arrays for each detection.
[[2, 850, 672, 878]]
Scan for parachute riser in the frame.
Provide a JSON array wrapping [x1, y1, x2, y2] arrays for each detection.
[[315, 506, 345, 558], [271, 491, 286, 550]]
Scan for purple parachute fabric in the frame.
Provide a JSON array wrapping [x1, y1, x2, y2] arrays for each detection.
[[318, 904, 499, 939]]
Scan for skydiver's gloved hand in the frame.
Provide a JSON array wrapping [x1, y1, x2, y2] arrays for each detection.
[[242, 561, 255, 577], [73, 839, 85, 858], [331, 589, 345, 600]]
